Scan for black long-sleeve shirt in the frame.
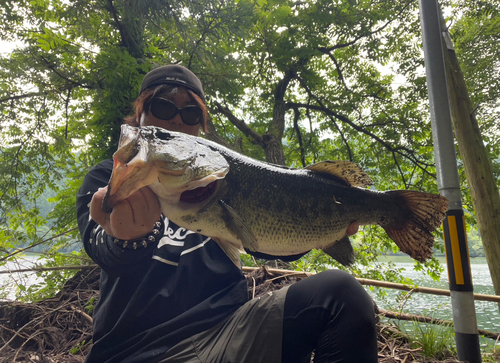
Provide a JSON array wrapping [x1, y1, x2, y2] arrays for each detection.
[[76, 159, 249, 363]]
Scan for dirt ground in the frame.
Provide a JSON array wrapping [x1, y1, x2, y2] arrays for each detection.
[[0, 266, 489, 362]]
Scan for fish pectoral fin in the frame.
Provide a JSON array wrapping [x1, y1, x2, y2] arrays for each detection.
[[213, 238, 244, 268], [323, 236, 355, 266], [218, 199, 259, 252], [305, 161, 373, 187]]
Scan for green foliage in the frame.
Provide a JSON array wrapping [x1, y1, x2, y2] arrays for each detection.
[[69, 340, 87, 354], [0, 0, 498, 301], [287, 227, 442, 299], [483, 351, 500, 363], [240, 253, 258, 267], [467, 227, 486, 257], [84, 296, 96, 315]]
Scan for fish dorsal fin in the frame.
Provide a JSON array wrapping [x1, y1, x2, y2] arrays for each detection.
[[305, 161, 373, 187]]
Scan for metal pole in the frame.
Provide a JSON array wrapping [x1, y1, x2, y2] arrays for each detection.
[[418, 1, 482, 361]]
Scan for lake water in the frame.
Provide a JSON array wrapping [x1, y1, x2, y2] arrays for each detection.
[[0, 254, 47, 301], [369, 256, 500, 351]]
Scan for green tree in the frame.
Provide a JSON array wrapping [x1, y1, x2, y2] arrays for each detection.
[[211, 0, 444, 278], [0, 0, 497, 300], [0, 0, 257, 299]]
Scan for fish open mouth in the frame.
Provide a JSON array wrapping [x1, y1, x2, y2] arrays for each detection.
[[180, 181, 217, 204]]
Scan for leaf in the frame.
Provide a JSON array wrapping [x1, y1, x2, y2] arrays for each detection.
[[0, 0, 497, 301]]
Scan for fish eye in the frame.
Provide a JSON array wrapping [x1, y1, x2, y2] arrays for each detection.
[[140, 127, 174, 142], [155, 130, 173, 141]]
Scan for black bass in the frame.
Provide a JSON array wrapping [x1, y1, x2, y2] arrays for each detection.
[[102, 125, 448, 266]]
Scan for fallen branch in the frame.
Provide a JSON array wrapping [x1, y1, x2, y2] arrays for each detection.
[[356, 278, 500, 303], [0, 304, 67, 354], [0, 264, 98, 274], [70, 305, 93, 324], [242, 267, 500, 303]]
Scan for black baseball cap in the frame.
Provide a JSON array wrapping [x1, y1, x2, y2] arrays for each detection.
[[139, 64, 205, 102]]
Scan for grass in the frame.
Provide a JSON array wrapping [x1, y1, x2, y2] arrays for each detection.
[[398, 320, 457, 360]]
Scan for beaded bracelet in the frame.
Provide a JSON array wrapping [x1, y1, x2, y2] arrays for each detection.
[[113, 217, 164, 250]]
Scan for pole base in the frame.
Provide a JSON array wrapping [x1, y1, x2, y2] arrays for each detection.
[[456, 331, 482, 363]]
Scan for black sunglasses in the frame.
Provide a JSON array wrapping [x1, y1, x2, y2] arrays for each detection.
[[149, 98, 202, 126]]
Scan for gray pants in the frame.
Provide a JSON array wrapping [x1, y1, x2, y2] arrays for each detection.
[[156, 286, 289, 363]]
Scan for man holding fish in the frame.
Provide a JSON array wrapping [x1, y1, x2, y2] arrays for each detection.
[[76, 64, 438, 362]]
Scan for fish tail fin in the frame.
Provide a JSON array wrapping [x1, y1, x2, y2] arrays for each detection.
[[381, 190, 448, 262]]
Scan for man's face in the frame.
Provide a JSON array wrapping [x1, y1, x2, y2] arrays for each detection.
[[141, 88, 201, 136]]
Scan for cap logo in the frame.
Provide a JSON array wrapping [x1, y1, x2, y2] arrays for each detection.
[[165, 76, 187, 84]]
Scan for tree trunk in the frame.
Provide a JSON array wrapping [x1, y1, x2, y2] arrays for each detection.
[[441, 24, 500, 310], [265, 71, 296, 165], [262, 132, 286, 165], [107, 0, 146, 59]]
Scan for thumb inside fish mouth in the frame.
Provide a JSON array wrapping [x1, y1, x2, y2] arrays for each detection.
[[101, 188, 113, 214], [180, 181, 217, 204]]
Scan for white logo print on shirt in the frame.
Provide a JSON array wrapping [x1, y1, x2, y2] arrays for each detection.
[[152, 218, 211, 266], [157, 220, 196, 248]]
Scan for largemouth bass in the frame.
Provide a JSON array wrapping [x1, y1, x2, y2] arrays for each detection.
[[102, 125, 448, 266]]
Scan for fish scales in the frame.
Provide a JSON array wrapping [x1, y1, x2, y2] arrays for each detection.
[[103, 125, 449, 266], [220, 160, 382, 253]]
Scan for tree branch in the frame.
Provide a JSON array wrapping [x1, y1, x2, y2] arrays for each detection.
[[292, 107, 306, 167], [296, 79, 353, 161], [188, 2, 222, 69], [317, 35, 364, 53], [315, 0, 414, 112], [64, 88, 71, 139], [213, 101, 264, 146], [39, 55, 93, 89], [0, 264, 98, 275], [286, 102, 436, 178], [317, 0, 412, 53], [392, 151, 407, 187], [272, 68, 296, 137], [0, 93, 46, 103], [204, 115, 233, 149], [326, 52, 349, 93], [0, 228, 79, 262], [107, 0, 126, 48], [263, 65, 305, 165]]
